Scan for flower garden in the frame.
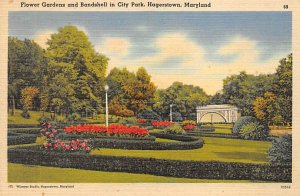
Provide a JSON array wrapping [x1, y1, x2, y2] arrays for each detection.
[[7, 112, 292, 183]]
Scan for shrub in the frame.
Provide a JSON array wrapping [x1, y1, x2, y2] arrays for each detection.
[[239, 122, 269, 140], [182, 120, 196, 126], [8, 147, 291, 182], [137, 109, 162, 121], [8, 134, 37, 145], [195, 126, 215, 132], [268, 134, 292, 166], [171, 112, 183, 122], [232, 116, 258, 135], [164, 124, 186, 134], [21, 109, 30, 119]]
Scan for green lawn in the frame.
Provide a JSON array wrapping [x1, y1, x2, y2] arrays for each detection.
[[8, 109, 50, 125], [91, 137, 271, 164], [8, 163, 252, 183], [155, 138, 179, 143]]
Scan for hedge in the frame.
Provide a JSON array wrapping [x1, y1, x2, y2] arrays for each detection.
[[150, 132, 200, 142], [195, 126, 215, 132], [8, 133, 37, 145], [8, 129, 41, 135], [90, 138, 203, 150], [57, 132, 203, 150], [58, 132, 156, 141], [8, 147, 291, 182], [8, 124, 40, 128], [187, 132, 239, 139]]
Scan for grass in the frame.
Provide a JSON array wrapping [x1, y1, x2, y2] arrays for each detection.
[[8, 109, 50, 125], [8, 163, 253, 183], [91, 137, 271, 164], [155, 138, 179, 143]]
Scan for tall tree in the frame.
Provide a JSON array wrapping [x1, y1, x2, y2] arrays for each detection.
[[124, 67, 156, 113], [46, 25, 108, 115], [222, 72, 275, 116], [273, 54, 292, 125], [253, 92, 280, 125], [153, 82, 209, 120], [8, 37, 47, 114]]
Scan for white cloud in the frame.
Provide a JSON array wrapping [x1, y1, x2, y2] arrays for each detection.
[[146, 32, 205, 67], [33, 30, 54, 49], [96, 34, 288, 95], [99, 37, 130, 57]]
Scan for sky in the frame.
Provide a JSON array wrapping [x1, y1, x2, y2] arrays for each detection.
[[9, 12, 292, 95]]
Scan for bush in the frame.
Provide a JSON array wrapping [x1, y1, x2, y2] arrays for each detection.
[[268, 134, 292, 166], [182, 120, 196, 126], [21, 109, 30, 119], [232, 116, 258, 135], [171, 112, 183, 122], [8, 147, 291, 182], [8, 133, 37, 145], [164, 124, 186, 134], [239, 122, 269, 140], [186, 132, 239, 139], [137, 109, 162, 121], [195, 126, 215, 132], [38, 116, 51, 124]]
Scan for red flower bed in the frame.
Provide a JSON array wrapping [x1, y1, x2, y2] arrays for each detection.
[[183, 124, 196, 131], [151, 121, 175, 127], [136, 119, 147, 124], [64, 124, 149, 137], [40, 122, 91, 153]]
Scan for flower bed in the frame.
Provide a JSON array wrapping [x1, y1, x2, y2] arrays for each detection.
[[136, 119, 147, 124], [151, 121, 175, 128], [63, 124, 149, 137], [183, 124, 196, 131], [40, 122, 92, 153]]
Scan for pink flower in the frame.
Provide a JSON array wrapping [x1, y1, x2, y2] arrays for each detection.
[[49, 134, 54, 137], [81, 143, 86, 147], [61, 142, 65, 147], [86, 147, 90, 151], [65, 145, 71, 150], [52, 129, 57, 133]]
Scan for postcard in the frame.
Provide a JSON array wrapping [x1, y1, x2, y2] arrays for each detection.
[[0, 0, 299, 195]]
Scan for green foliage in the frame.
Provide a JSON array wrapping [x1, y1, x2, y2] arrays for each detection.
[[232, 116, 258, 135], [107, 67, 156, 115], [239, 122, 269, 140], [164, 124, 186, 134], [182, 120, 196, 126], [137, 109, 162, 121], [153, 82, 209, 119], [171, 112, 183, 122], [268, 134, 292, 165], [46, 25, 108, 114], [253, 92, 281, 125], [8, 37, 48, 114], [273, 54, 292, 125]]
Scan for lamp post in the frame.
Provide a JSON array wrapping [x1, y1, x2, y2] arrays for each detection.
[[104, 85, 109, 129], [170, 104, 173, 122]]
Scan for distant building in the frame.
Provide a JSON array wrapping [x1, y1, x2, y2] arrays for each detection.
[[196, 104, 239, 123]]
